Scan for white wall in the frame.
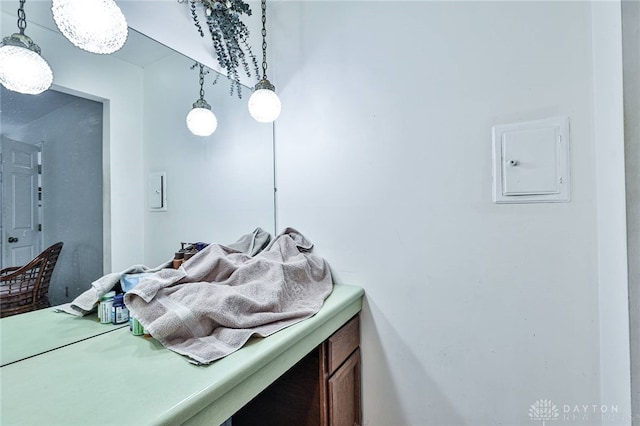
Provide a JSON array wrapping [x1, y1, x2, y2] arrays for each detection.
[[142, 50, 274, 266], [271, 2, 609, 425], [1, 9, 145, 272]]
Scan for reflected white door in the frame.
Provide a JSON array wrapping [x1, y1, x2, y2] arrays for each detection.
[[1, 138, 41, 268]]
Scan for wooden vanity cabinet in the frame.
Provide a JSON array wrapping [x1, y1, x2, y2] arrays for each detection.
[[233, 315, 362, 426]]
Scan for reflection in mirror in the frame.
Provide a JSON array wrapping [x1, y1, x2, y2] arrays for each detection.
[[0, 16, 275, 310], [1, 86, 104, 308], [140, 28, 276, 268]]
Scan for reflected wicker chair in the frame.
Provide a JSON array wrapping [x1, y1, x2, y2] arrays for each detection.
[[0, 242, 63, 318]]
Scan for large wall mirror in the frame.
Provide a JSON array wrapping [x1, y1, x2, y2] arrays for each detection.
[[0, 2, 275, 307]]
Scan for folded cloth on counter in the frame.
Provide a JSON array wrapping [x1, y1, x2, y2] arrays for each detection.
[[56, 262, 171, 316], [125, 228, 333, 365], [56, 228, 274, 317]]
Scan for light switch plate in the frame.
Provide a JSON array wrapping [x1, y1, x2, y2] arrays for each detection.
[[148, 172, 167, 211], [492, 116, 570, 203]]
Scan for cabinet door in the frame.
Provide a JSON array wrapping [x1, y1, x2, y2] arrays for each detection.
[[232, 349, 323, 426], [328, 348, 361, 426]]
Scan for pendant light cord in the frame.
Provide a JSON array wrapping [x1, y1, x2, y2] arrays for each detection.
[[260, 0, 268, 81], [17, 0, 27, 35]]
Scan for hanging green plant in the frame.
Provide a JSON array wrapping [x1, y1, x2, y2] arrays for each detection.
[[184, 0, 259, 98]]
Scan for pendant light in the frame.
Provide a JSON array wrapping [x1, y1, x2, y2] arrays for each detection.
[[186, 64, 218, 137], [0, 0, 53, 95], [51, 0, 128, 54], [248, 0, 281, 123]]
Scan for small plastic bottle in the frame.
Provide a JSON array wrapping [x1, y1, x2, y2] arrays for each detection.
[[173, 252, 184, 269], [98, 291, 116, 324], [111, 294, 129, 324], [183, 251, 195, 262], [129, 316, 144, 336]]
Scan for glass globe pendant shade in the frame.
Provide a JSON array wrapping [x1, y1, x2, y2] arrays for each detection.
[[186, 99, 217, 137], [51, 0, 128, 54], [0, 34, 53, 95], [248, 79, 281, 123]]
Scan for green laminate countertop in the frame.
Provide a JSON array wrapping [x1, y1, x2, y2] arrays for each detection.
[[0, 284, 364, 426], [0, 306, 127, 366]]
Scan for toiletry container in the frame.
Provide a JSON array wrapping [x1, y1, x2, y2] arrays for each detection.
[[98, 291, 116, 324], [111, 294, 129, 324]]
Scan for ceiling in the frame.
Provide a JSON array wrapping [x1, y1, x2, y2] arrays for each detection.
[[0, 87, 83, 136]]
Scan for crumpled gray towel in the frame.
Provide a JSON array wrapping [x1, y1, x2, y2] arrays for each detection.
[[57, 228, 272, 316], [125, 228, 333, 365], [226, 227, 271, 256]]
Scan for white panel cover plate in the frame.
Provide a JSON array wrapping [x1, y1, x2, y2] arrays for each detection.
[[148, 172, 166, 211], [492, 116, 570, 203]]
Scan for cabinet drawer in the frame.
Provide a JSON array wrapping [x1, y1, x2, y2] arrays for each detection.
[[326, 315, 359, 375]]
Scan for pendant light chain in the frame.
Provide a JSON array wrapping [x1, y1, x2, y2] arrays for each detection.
[[260, 0, 268, 81], [199, 64, 206, 101], [17, 0, 27, 35]]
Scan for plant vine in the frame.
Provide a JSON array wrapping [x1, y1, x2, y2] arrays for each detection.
[[183, 0, 259, 98]]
